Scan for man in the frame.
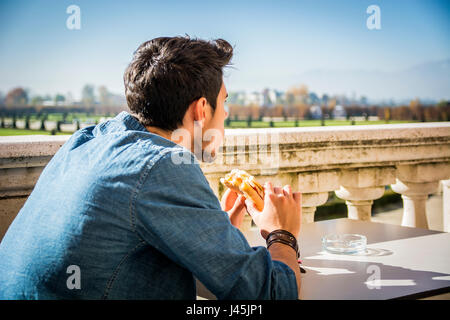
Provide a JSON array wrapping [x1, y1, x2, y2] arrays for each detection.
[[0, 36, 301, 299]]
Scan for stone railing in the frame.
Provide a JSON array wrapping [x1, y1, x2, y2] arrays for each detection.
[[200, 122, 450, 232], [1, 122, 450, 240]]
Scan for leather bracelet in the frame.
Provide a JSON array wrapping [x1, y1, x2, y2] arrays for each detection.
[[266, 229, 300, 259]]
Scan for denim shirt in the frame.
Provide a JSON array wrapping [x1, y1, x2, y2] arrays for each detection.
[[0, 111, 297, 300]]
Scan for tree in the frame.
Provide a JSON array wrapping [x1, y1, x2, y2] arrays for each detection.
[[437, 100, 449, 121], [286, 84, 308, 105], [25, 114, 30, 129], [247, 115, 252, 128], [12, 112, 17, 128], [409, 98, 422, 121], [5, 87, 28, 106], [40, 113, 47, 131], [384, 108, 390, 123], [321, 94, 329, 107], [31, 95, 44, 106], [327, 98, 336, 119]]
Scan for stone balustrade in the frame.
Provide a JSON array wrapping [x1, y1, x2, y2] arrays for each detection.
[[200, 122, 450, 232], [1, 122, 450, 240]]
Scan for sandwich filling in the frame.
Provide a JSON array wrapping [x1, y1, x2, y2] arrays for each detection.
[[221, 169, 264, 200]]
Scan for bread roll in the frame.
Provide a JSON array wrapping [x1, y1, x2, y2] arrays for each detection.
[[220, 169, 265, 211]]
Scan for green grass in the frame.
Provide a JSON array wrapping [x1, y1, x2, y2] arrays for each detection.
[[0, 128, 72, 136], [4, 113, 104, 123], [0, 117, 420, 136], [226, 119, 417, 128]]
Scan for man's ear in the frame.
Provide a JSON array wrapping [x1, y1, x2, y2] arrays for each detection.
[[192, 97, 208, 126]]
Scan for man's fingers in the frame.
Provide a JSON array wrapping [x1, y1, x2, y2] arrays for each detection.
[[228, 195, 245, 216], [293, 191, 302, 205], [273, 187, 283, 195], [221, 188, 239, 210], [227, 196, 246, 228], [283, 185, 293, 198], [245, 199, 261, 217], [231, 195, 245, 211], [221, 188, 232, 203], [264, 181, 274, 195]]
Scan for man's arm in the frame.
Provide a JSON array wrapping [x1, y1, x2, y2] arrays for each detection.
[[222, 188, 301, 299], [268, 243, 301, 299], [245, 182, 302, 299], [133, 150, 299, 300]]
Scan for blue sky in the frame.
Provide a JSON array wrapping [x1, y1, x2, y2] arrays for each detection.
[[0, 0, 449, 101]]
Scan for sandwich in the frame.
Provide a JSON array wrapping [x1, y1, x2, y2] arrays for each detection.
[[220, 169, 265, 211]]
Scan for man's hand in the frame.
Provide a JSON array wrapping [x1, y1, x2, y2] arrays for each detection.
[[245, 181, 303, 299], [221, 189, 246, 229], [245, 181, 302, 239]]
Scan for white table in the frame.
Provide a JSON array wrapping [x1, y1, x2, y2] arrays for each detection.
[[197, 219, 450, 300]]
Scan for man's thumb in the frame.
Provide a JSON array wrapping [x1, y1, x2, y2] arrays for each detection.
[[245, 199, 261, 217], [229, 195, 245, 214]]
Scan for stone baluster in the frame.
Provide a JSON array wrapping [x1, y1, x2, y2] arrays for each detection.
[[297, 170, 341, 223], [335, 187, 385, 221], [301, 192, 329, 223], [442, 180, 450, 232], [335, 167, 396, 221], [391, 163, 450, 229]]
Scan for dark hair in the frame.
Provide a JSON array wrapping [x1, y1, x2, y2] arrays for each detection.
[[124, 36, 233, 131]]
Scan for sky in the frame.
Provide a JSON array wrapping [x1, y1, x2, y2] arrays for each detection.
[[0, 0, 449, 101]]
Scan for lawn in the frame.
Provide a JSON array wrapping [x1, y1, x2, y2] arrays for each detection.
[[0, 128, 72, 136], [226, 119, 417, 128], [0, 119, 419, 136]]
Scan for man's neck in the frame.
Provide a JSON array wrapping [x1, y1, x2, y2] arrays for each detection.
[[145, 126, 173, 142], [145, 125, 194, 153], [128, 112, 175, 142]]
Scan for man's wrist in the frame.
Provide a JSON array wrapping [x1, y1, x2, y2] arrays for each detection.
[[266, 229, 300, 259]]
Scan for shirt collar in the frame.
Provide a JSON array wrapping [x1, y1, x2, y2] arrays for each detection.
[[115, 111, 149, 132]]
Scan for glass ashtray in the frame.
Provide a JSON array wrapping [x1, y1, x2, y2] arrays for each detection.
[[322, 234, 367, 254]]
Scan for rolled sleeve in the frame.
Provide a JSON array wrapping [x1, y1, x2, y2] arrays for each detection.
[[133, 149, 298, 300]]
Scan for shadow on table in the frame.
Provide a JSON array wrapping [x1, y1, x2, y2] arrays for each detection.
[[196, 249, 450, 300], [298, 255, 450, 300]]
